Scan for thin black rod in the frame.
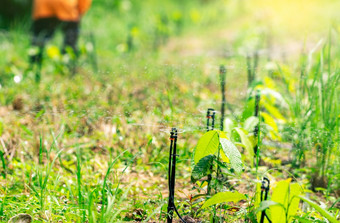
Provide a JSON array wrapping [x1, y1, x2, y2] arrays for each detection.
[[166, 129, 188, 223], [246, 53, 252, 88], [207, 108, 215, 132], [220, 65, 226, 131], [260, 177, 270, 223], [207, 109, 211, 132], [170, 129, 178, 201], [253, 91, 261, 155], [211, 110, 216, 130], [167, 128, 176, 223], [206, 109, 215, 195], [174, 205, 188, 223], [253, 51, 259, 82]]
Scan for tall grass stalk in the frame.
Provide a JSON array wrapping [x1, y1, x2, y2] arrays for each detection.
[[99, 149, 140, 222], [100, 149, 130, 222], [0, 150, 6, 178], [282, 38, 339, 184], [76, 147, 86, 222]]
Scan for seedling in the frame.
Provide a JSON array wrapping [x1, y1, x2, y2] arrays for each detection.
[[167, 128, 187, 223]]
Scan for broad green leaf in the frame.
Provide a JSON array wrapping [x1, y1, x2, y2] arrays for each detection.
[[264, 76, 277, 90], [218, 131, 232, 163], [243, 116, 259, 132], [256, 200, 285, 213], [255, 182, 262, 221], [287, 183, 302, 222], [261, 112, 279, 137], [219, 137, 243, 174], [191, 155, 214, 183], [223, 118, 235, 138], [271, 179, 290, 223], [261, 112, 278, 133], [219, 147, 230, 163], [0, 120, 3, 136], [298, 196, 338, 223], [234, 127, 254, 166], [201, 191, 246, 209], [262, 101, 286, 122], [194, 130, 219, 164], [261, 88, 287, 106], [241, 98, 255, 122]]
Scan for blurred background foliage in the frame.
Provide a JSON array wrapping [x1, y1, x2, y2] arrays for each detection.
[[0, 0, 32, 28]]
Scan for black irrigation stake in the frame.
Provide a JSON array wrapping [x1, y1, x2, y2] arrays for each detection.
[[246, 51, 259, 88], [167, 128, 187, 223], [220, 65, 226, 131], [206, 109, 216, 195], [206, 108, 216, 132], [253, 90, 261, 155], [260, 177, 271, 223]]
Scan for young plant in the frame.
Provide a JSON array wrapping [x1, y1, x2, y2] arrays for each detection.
[[191, 130, 244, 220], [255, 179, 303, 223]]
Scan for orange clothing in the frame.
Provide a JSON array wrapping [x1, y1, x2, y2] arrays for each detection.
[[33, 0, 92, 21]]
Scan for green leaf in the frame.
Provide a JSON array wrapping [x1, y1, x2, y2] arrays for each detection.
[[271, 179, 290, 223], [287, 183, 302, 222], [194, 130, 219, 164], [0, 120, 3, 136], [219, 137, 243, 174], [241, 98, 255, 121], [261, 112, 278, 133], [254, 182, 262, 221], [256, 200, 285, 213], [234, 127, 254, 166], [298, 196, 338, 223], [223, 118, 235, 138], [201, 191, 246, 209], [191, 155, 214, 182], [243, 116, 259, 132], [293, 217, 313, 223], [262, 101, 286, 122]]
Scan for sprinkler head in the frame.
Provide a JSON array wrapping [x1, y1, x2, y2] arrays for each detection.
[[256, 89, 261, 99], [219, 65, 226, 75], [207, 108, 215, 118], [170, 128, 178, 140], [261, 177, 270, 191]]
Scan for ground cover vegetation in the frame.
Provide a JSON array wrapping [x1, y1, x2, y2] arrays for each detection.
[[0, 0, 339, 222]]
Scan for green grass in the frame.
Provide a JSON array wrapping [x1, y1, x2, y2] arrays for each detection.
[[0, 0, 340, 222]]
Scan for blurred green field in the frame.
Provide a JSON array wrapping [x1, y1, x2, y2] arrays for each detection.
[[0, 0, 339, 222]]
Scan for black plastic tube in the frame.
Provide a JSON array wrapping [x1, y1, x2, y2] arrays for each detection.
[[207, 108, 215, 132], [260, 177, 271, 223], [253, 91, 261, 155], [167, 128, 176, 223], [220, 65, 226, 131], [167, 128, 187, 223]]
